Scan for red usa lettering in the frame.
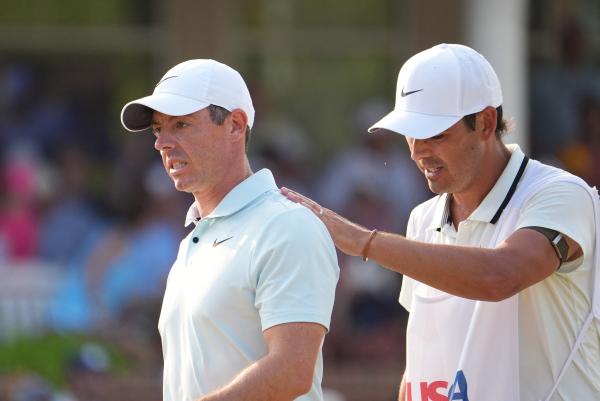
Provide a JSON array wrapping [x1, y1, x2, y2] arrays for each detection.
[[407, 371, 470, 401], [406, 380, 448, 401]]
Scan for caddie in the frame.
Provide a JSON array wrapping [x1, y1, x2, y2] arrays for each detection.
[[282, 43, 600, 401]]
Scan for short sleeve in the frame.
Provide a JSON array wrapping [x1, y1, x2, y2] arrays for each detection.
[[251, 207, 339, 331], [516, 180, 595, 272]]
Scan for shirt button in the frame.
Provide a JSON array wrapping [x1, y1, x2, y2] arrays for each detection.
[[192, 237, 199, 243]]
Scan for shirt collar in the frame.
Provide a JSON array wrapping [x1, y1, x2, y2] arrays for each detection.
[[184, 168, 277, 226], [429, 144, 529, 231]]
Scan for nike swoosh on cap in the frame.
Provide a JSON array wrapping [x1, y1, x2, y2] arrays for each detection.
[[401, 88, 423, 97], [213, 236, 234, 247], [155, 75, 178, 87]]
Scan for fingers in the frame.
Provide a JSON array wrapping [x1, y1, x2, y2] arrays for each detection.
[[281, 187, 301, 202], [300, 201, 322, 215], [281, 187, 325, 217], [281, 187, 309, 205]]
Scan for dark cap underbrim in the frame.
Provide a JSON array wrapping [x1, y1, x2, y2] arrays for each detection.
[[120, 93, 210, 132]]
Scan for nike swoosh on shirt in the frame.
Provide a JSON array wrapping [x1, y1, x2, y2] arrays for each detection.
[[401, 88, 423, 97], [213, 236, 234, 247]]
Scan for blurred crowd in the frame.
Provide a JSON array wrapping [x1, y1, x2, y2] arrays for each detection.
[[0, 62, 188, 401], [530, 20, 600, 183], [1, 18, 599, 401]]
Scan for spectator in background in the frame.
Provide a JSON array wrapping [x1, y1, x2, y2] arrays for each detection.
[[38, 146, 100, 268], [327, 181, 405, 363], [49, 160, 181, 331], [85, 161, 181, 323], [530, 19, 600, 160], [252, 116, 312, 195], [559, 97, 600, 188], [0, 146, 42, 262], [312, 100, 425, 365], [315, 99, 428, 234], [0, 64, 76, 158]]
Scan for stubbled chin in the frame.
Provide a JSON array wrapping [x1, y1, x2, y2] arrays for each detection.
[[427, 180, 446, 195], [172, 178, 190, 193], [428, 184, 440, 194]]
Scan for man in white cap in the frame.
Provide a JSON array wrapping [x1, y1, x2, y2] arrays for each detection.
[[283, 44, 600, 401], [121, 59, 339, 401]]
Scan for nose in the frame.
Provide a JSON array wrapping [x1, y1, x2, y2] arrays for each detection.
[[406, 137, 428, 161], [154, 131, 174, 152]]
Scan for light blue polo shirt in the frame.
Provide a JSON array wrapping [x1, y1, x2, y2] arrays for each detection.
[[158, 169, 339, 401]]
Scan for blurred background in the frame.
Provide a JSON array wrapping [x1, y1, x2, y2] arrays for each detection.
[[0, 0, 599, 400]]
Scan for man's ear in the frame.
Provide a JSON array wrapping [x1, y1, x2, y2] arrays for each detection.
[[477, 106, 497, 140], [229, 109, 248, 143]]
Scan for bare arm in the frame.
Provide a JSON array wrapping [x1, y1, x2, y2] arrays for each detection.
[[281, 188, 581, 301], [198, 322, 325, 401], [368, 228, 571, 301]]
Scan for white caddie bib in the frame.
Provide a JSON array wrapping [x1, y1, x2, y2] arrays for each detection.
[[405, 157, 600, 401]]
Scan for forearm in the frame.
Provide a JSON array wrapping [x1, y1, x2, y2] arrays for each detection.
[[198, 353, 311, 401], [280, 188, 553, 301], [368, 231, 528, 301]]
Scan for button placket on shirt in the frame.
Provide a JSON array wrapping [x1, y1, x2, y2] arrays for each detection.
[[456, 220, 473, 246], [185, 219, 214, 264], [440, 223, 458, 243]]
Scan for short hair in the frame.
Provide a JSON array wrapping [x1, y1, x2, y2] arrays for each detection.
[[207, 104, 251, 150], [462, 106, 509, 139]]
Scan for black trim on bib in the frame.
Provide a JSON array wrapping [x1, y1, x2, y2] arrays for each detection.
[[490, 156, 529, 224]]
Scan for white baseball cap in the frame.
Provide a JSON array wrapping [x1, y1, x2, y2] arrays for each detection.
[[121, 59, 255, 132], [368, 43, 502, 139]]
